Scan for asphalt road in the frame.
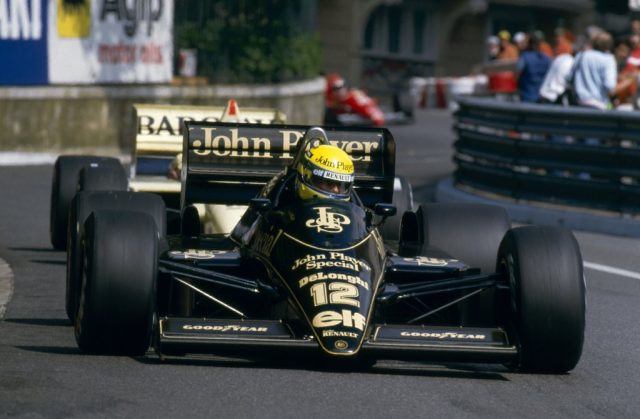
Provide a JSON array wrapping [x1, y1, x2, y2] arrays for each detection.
[[1, 110, 640, 418]]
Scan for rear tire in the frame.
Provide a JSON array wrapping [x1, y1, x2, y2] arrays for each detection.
[[50, 156, 124, 250], [75, 210, 158, 355], [77, 163, 127, 192], [66, 191, 165, 322], [498, 226, 585, 373]]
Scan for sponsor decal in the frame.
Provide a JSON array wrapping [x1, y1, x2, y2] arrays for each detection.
[[57, 0, 90, 38], [168, 249, 227, 260], [312, 155, 354, 173], [138, 114, 284, 137], [0, 0, 42, 40], [183, 324, 268, 333], [312, 309, 366, 331], [252, 231, 278, 256], [334, 340, 349, 350], [298, 272, 369, 290], [305, 207, 350, 233], [291, 252, 368, 273], [399, 331, 487, 340], [311, 169, 354, 183], [322, 330, 358, 338], [403, 256, 455, 267], [190, 128, 380, 162]]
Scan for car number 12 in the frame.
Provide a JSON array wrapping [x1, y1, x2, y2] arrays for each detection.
[[310, 282, 360, 307]]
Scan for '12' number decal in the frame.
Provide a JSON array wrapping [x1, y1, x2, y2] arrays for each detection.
[[310, 282, 359, 307]]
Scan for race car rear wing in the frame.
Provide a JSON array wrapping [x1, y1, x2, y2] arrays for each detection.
[[181, 122, 396, 209], [129, 100, 286, 197]]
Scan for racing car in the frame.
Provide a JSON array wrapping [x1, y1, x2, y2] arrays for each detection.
[[66, 122, 585, 373]]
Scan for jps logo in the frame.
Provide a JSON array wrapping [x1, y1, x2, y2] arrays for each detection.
[[305, 207, 350, 233]]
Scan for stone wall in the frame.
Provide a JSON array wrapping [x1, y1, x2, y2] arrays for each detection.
[[0, 77, 325, 153]]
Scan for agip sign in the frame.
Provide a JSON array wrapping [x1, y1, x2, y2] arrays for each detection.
[[0, 0, 173, 85]]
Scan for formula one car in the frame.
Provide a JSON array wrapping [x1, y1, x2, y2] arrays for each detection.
[[49, 100, 286, 251], [324, 73, 412, 127], [66, 123, 585, 373]]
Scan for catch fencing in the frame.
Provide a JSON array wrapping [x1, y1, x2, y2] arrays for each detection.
[[452, 97, 640, 214]]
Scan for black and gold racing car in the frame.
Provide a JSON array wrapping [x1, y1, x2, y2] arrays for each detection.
[[62, 122, 585, 373]]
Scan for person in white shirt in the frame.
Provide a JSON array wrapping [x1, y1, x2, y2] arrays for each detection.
[[538, 44, 579, 104]]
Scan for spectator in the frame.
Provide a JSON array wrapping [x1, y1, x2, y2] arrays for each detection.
[[538, 40, 578, 104], [614, 37, 632, 72], [514, 32, 528, 52], [496, 30, 519, 60], [623, 33, 640, 72], [631, 18, 640, 36], [554, 28, 575, 56], [572, 31, 629, 110], [487, 35, 500, 60], [517, 32, 552, 102], [615, 37, 638, 110], [535, 30, 555, 59]]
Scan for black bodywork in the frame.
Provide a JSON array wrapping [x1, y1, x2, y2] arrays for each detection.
[[153, 122, 516, 362]]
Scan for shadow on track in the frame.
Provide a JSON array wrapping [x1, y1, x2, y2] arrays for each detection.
[[4, 318, 71, 327], [136, 353, 509, 381]]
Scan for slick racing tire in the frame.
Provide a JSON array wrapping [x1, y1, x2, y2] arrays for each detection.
[[75, 210, 158, 355], [77, 162, 127, 193], [66, 191, 166, 323], [50, 155, 124, 250], [380, 176, 413, 242], [498, 226, 585, 373]]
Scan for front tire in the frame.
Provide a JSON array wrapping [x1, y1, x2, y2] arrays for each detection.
[[75, 210, 158, 355], [498, 226, 585, 373], [66, 191, 166, 322]]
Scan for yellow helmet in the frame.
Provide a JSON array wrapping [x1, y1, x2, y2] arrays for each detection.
[[296, 143, 355, 201]]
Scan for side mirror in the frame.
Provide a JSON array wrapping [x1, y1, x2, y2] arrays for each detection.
[[250, 198, 272, 213], [373, 203, 397, 217]]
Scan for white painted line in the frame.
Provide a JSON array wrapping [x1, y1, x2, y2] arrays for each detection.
[[0, 152, 130, 166], [0, 152, 59, 166], [0, 258, 14, 319], [584, 261, 640, 281]]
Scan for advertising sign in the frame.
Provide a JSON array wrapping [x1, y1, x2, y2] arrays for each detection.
[[48, 0, 174, 83], [0, 0, 173, 85], [0, 0, 48, 85]]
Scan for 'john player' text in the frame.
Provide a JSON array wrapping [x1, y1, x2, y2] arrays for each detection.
[[191, 128, 379, 161]]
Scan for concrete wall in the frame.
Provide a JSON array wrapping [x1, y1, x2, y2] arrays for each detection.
[[0, 77, 325, 153]]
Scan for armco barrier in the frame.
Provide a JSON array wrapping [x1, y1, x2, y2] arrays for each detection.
[[453, 97, 640, 214]]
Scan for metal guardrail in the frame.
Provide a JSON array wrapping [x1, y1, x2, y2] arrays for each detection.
[[452, 97, 640, 214]]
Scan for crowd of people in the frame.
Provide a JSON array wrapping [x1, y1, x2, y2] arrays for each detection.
[[487, 19, 640, 111]]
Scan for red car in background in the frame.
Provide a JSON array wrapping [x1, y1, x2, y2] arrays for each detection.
[[324, 73, 387, 127]]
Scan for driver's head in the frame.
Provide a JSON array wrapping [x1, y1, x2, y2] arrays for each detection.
[[296, 144, 354, 201]]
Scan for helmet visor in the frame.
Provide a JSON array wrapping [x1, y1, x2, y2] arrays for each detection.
[[305, 168, 354, 196]]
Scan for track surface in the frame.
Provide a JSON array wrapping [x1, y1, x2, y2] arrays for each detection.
[[1, 111, 640, 417]]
